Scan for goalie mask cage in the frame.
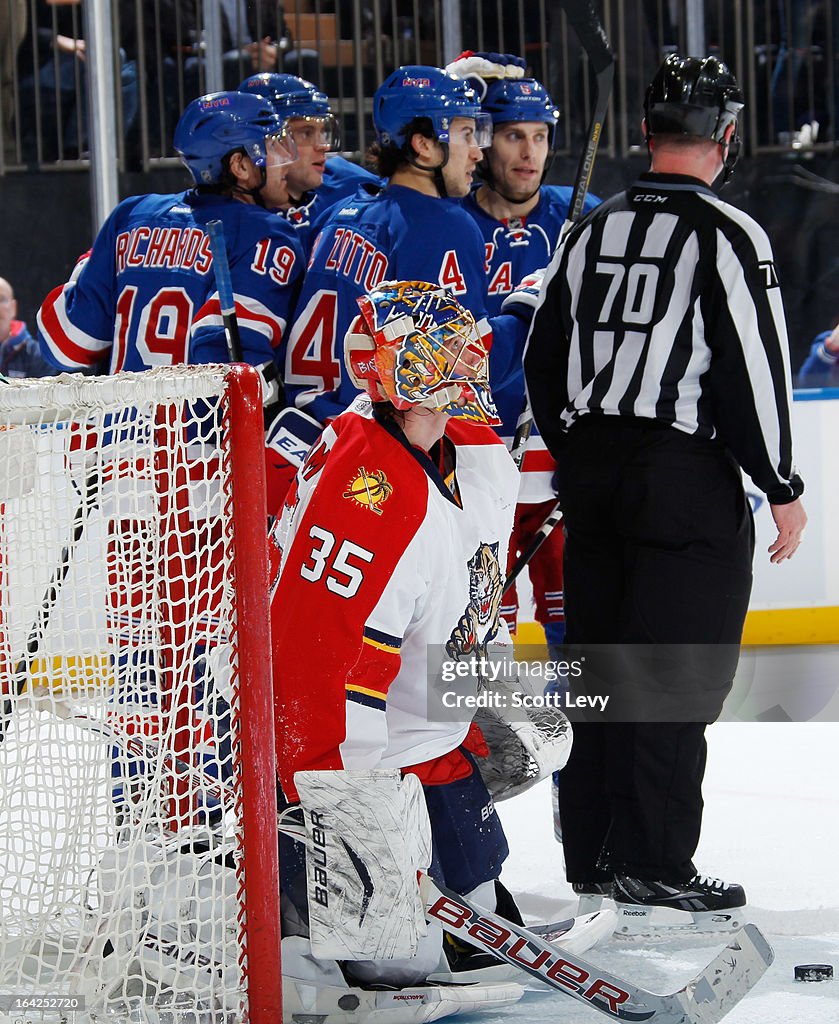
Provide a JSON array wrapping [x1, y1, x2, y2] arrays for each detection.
[[0, 366, 281, 1023]]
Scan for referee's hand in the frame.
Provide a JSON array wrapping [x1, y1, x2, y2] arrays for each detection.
[[768, 498, 807, 563]]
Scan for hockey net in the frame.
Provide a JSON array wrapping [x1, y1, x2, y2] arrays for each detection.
[[0, 366, 279, 1023]]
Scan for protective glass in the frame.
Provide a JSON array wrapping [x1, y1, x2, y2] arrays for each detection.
[[447, 113, 494, 151], [287, 114, 340, 152], [264, 129, 298, 166]]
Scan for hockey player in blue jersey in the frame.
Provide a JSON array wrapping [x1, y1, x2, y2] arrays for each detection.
[[448, 52, 601, 654], [38, 91, 304, 431], [281, 65, 537, 425], [239, 73, 382, 255], [36, 93, 307, 821]]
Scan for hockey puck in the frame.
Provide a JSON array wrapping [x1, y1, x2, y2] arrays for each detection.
[[794, 964, 833, 982]]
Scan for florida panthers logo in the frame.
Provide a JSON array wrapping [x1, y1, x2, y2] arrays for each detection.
[[446, 542, 503, 659]]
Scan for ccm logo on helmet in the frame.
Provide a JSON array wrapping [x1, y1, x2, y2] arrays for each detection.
[[401, 77, 431, 88]]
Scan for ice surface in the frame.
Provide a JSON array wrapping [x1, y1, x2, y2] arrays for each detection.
[[483, 722, 839, 1023]]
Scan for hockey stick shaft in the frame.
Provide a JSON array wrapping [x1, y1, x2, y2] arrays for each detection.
[[1, 468, 99, 742], [510, 0, 614, 463], [206, 219, 244, 362], [503, 497, 563, 595], [561, 0, 615, 226]]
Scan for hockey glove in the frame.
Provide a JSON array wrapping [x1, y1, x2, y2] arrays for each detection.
[[501, 267, 547, 315], [264, 405, 323, 513], [444, 50, 525, 99]]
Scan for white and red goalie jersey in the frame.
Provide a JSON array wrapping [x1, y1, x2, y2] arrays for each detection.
[[269, 396, 519, 802]]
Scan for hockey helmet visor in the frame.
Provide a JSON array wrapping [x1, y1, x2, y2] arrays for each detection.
[[239, 73, 340, 151], [373, 66, 492, 150], [175, 92, 297, 185]]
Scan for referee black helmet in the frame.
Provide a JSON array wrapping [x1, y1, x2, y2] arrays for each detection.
[[644, 54, 744, 142], [644, 53, 744, 178]]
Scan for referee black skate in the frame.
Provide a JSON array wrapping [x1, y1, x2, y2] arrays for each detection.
[[524, 53, 806, 932]]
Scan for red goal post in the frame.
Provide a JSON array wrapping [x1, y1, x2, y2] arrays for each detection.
[[0, 365, 280, 1023]]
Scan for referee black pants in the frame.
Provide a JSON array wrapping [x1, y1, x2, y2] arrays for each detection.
[[554, 417, 754, 882]]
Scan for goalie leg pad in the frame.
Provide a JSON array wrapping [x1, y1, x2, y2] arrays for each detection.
[[294, 769, 432, 961]]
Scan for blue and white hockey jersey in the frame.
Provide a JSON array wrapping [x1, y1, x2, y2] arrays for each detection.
[[282, 183, 531, 424], [38, 190, 304, 381], [463, 184, 600, 501], [282, 155, 383, 256]]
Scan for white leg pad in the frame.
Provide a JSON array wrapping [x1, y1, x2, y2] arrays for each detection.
[[295, 769, 432, 961]]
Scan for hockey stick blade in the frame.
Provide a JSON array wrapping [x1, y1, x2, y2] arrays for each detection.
[[422, 875, 773, 1023]]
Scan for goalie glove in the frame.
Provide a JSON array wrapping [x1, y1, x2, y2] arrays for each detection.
[[472, 644, 573, 802], [501, 267, 547, 314], [444, 50, 525, 100]]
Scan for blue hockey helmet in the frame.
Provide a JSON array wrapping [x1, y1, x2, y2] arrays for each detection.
[[239, 72, 331, 119], [239, 73, 339, 150], [373, 65, 491, 148], [174, 91, 291, 186], [482, 77, 560, 148]]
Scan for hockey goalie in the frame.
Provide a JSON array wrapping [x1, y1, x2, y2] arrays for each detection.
[[266, 281, 614, 1020]]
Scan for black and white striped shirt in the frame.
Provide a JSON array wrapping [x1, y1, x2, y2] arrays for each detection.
[[524, 172, 803, 503]]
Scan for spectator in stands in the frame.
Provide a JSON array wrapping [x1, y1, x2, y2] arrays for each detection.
[[797, 318, 839, 386], [17, 0, 138, 161], [121, 0, 199, 162], [1, 0, 27, 161], [0, 276, 54, 378], [771, 0, 839, 144], [221, 0, 292, 90]]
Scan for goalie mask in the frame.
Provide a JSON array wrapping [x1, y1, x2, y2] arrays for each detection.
[[345, 281, 500, 426]]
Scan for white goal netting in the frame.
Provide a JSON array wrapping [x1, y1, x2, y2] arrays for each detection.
[[0, 367, 279, 1024]]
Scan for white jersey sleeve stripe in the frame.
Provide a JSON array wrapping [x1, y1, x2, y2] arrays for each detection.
[[715, 227, 788, 488], [37, 284, 112, 368]]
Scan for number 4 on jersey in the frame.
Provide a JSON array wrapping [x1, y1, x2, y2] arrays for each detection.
[[286, 289, 341, 391]]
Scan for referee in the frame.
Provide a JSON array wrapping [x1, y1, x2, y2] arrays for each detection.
[[524, 54, 806, 928]]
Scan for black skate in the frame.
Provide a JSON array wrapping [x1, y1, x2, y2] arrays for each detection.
[[613, 873, 747, 934], [571, 880, 614, 915]]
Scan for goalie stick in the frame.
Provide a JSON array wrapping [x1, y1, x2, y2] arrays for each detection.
[[423, 875, 773, 1024], [276, 814, 772, 1023], [206, 219, 244, 362]]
